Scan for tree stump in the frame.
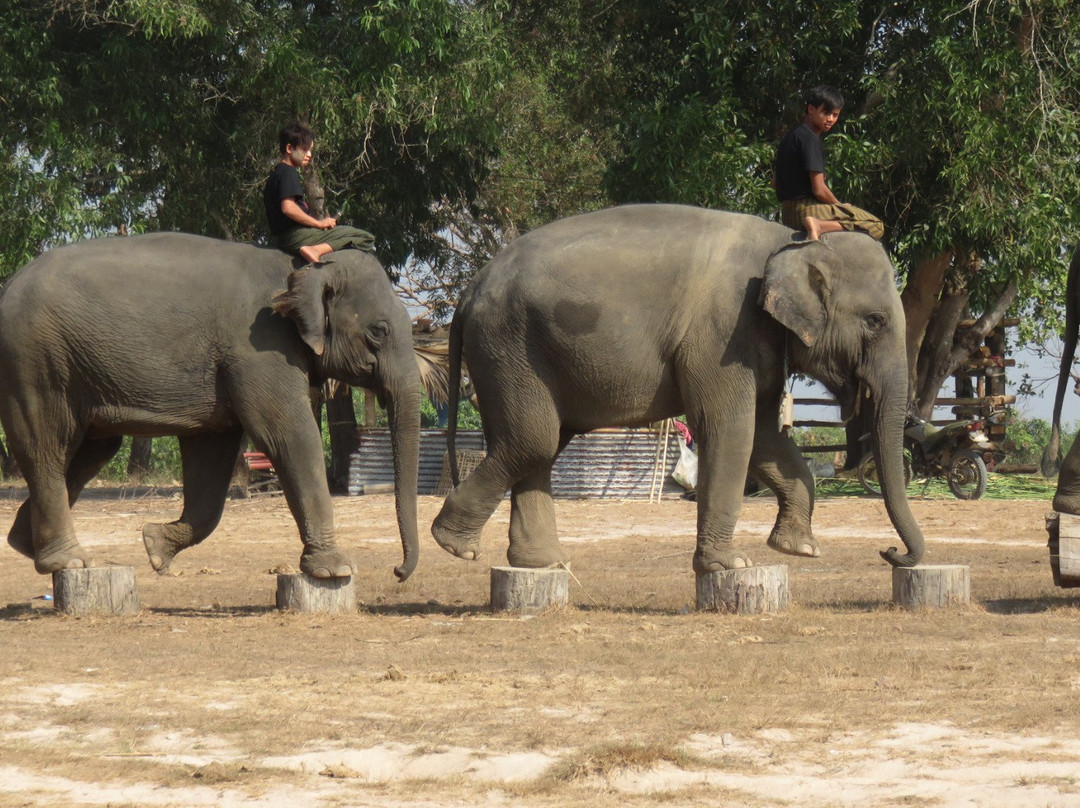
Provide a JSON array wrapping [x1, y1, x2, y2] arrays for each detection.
[[490, 566, 569, 614], [53, 567, 140, 616], [891, 565, 970, 608], [696, 565, 790, 614], [276, 573, 356, 614], [1047, 512, 1080, 588]]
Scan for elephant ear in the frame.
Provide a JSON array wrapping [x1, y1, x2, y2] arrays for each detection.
[[272, 265, 338, 355], [759, 241, 832, 347]]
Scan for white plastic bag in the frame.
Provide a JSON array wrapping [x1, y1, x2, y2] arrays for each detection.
[[671, 442, 698, 490]]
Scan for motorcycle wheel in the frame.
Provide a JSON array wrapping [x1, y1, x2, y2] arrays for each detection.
[[947, 449, 988, 500], [857, 452, 913, 497]]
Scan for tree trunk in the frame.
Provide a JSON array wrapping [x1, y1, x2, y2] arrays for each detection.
[[900, 250, 953, 396], [326, 384, 358, 494], [127, 437, 153, 480], [914, 284, 969, 418], [914, 278, 1019, 420]]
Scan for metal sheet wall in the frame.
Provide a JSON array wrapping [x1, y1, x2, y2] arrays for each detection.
[[348, 428, 686, 499]]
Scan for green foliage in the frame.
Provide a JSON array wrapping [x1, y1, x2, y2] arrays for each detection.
[[99, 437, 183, 484], [1003, 413, 1076, 466]]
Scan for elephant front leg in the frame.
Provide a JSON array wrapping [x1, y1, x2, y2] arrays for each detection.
[[750, 420, 819, 558], [691, 414, 756, 573], [263, 429, 355, 579], [143, 430, 243, 574]]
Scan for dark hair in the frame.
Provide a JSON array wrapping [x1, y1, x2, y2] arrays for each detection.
[[278, 121, 315, 155], [806, 85, 844, 112]]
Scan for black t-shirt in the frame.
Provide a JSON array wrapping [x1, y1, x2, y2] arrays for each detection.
[[263, 162, 307, 235], [774, 123, 826, 202]]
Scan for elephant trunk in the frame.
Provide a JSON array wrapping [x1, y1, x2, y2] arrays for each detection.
[[871, 371, 925, 567], [385, 375, 421, 582]]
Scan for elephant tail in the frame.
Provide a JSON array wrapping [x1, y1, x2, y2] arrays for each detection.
[[1043, 245, 1080, 478], [446, 305, 465, 487]]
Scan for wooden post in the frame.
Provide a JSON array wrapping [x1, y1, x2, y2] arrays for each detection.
[[891, 565, 970, 608], [490, 566, 569, 614], [1047, 512, 1080, 588], [696, 565, 790, 614], [276, 573, 356, 614], [53, 567, 140, 616]]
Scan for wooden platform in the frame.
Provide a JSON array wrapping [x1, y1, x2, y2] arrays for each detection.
[[1047, 512, 1080, 588]]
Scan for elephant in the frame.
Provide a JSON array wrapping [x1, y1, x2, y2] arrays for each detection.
[[1043, 244, 1080, 512], [432, 204, 925, 572], [0, 233, 420, 581]]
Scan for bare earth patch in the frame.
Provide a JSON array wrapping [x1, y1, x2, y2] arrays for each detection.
[[1, 486, 1079, 807]]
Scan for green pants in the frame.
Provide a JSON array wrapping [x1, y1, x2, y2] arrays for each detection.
[[780, 199, 884, 240], [271, 225, 375, 254]]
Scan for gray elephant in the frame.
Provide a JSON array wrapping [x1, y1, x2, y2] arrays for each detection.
[[432, 205, 924, 572], [0, 233, 420, 581], [1043, 245, 1080, 512]]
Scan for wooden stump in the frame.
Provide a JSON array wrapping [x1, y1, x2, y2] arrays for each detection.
[[696, 565, 790, 614], [53, 567, 140, 616], [892, 565, 970, 608], [276, 573, 356, 614], [490, 566, 569, 614], [1047, 512, 1080, 588]]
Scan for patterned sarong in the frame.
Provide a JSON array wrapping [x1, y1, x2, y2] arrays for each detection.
[[271, 224, 375, 254], [780, 199, 884, 240]]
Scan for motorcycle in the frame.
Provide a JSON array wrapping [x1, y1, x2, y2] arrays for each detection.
[[857, 413, 1003, 500]]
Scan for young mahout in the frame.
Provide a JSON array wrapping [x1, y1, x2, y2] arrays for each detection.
[[262, 121, 376, 265], [773, 85, 884, 241]]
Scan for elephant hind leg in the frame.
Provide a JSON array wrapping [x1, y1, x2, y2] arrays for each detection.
[[433, 410, 564, 562], [8, 436, 123, 570], [506, 429, 573, 569], [143, 429, 243, 574]]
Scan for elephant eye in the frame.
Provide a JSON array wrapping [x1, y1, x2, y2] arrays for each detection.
[[866, 313, 886, 333], [365, 321, 389, 347]]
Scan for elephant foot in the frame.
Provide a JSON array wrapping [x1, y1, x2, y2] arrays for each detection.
[[142, 522, 196, 575], [1052, 493, 1080, 517], [506, 542, 570, 569], [767, 525, 820, 558], [694, 544, 753, 573], [300, 545, 357, 579], [431, 520, 483, 562], [7, 529, 34, 560], [34, 537, 93, 574]]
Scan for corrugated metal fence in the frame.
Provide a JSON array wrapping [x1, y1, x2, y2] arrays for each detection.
[[348, 428, 686, 499]]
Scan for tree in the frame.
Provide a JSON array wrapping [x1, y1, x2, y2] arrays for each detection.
[[490, 1, 1080, 420]]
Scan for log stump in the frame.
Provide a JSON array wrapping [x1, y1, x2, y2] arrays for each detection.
[[53, 566, 140, 616], [1047, 512, 1080, 588], [696, 565, 789, 614], [891, 565, 970, 608], [276, 573, 356, 614], [490, 566, 569, 614]]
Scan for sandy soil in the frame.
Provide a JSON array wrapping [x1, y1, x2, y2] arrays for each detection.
[[1, 486, 1079, 807]]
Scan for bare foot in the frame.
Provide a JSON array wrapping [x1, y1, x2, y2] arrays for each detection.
[[804, 216, 822, 241], [299, 245, 320, 264]]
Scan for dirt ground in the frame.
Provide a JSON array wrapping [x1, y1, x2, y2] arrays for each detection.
[[2, 485, 1080, 807]]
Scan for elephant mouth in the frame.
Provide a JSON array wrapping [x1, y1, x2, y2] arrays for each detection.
[[837, 381, 868, 425]]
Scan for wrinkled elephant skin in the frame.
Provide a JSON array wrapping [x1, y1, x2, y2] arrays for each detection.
[[0, 233, 420, 580], [433, 205, 924, 572]]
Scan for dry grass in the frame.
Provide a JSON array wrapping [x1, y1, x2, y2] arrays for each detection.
[[0, 489, 1077, 806]]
